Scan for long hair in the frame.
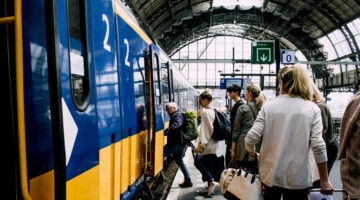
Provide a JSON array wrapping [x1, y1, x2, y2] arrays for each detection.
[[278, 65, 313, 100], [246, 83, 266, 108], [311, 81, 325, 103]]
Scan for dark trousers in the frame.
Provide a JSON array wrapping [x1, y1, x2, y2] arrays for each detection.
[[194, 154, 224, 182], [263, 184, 310, 200], [164, 144, 191, 182], [225, 145, 232, 167], [326, 140, 338, 173]]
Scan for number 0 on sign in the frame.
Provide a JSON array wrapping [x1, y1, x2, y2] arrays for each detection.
[[281, 50, 295, 64]]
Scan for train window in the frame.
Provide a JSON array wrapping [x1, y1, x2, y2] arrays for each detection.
[[169, 69, 174, 102], [154, 53, 162, 106], [161, 62, 170, 103], [134, 57, 146, 131], [67, 0, 90, 110]]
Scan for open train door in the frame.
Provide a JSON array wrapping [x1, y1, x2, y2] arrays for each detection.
[[143, 45, 165, 185]]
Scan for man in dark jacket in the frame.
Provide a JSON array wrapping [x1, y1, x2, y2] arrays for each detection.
[[225, 84, 244, 166], [164, 102, 193, 188]]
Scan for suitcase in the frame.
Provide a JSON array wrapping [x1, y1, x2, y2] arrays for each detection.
[[308, 188, 349, 200]]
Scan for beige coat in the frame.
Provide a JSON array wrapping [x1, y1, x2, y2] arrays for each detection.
[[337, 91, 360, 198]]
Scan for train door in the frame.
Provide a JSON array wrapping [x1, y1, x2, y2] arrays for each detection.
[[52, 0, 101, 199], [143, 45, 165, 181], [2, 0, 100, 199], [90, 1, 120, 200], [114, 3, 152, 198]]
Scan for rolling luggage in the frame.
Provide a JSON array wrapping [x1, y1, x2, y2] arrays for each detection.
[[308, 188, 349, 200]]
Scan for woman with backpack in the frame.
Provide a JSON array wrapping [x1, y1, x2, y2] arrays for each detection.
[[194, 89, 225, 197]]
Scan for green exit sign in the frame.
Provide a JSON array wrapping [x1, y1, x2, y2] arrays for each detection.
[[251, 41, 275, 64]]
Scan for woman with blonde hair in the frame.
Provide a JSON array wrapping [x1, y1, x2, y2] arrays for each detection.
[[245, 65, 333, 200], [230, 83, 266, 166]]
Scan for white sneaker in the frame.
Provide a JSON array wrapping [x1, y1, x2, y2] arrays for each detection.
[[199, 186, 209, 194], [207, 184, 215, 196]]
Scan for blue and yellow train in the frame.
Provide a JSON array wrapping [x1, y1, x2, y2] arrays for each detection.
[[1, 0, 198, 199]]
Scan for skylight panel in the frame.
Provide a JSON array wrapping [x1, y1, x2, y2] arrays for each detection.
[[213, 0, 264, 9]]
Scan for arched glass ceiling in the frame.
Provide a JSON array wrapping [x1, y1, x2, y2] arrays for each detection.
[[318, 18, 360, 74], [171, 17, 360, 115], [172, 17, 360, 87], [213, 0, 264, 9]]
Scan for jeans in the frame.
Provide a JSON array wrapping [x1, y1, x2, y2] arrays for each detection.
[[164, 144, 191, 182]]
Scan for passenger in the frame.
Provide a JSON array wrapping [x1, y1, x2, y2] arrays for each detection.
[[225, 84, 244, 166], [163, 102, 193, 188], [245, 65, 333, 200], [337, 90, 360, 199], [311, 83, 338, 174], [230, 83, 266, 167], [194, 89, 225, 197]]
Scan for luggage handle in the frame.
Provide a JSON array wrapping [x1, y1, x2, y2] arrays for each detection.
[[308, 188, 350, 200]]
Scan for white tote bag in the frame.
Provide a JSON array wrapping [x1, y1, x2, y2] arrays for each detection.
[[225, 169, 263, 200], [219, 168, 237, 194]]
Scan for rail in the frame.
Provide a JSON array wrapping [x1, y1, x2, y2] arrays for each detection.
[[0, 0, 31, 199]]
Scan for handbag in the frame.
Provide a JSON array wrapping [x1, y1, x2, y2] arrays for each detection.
[[219, 159, 238, 194], [223, 153, 263, 200]]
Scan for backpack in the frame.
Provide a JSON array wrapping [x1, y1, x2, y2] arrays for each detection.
[[212, 109, 231, 141], [182, 110, 199, 141]]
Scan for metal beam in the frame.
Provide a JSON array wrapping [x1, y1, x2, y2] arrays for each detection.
[[219, 73, 276, 77], [172, 59, 251, 63], [172, 59, 360, 65]]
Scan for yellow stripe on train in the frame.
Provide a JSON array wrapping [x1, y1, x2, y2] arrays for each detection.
[[113, 0, 152, 45]]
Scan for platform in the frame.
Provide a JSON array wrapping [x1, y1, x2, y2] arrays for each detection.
[[166, 141, 343, 200]]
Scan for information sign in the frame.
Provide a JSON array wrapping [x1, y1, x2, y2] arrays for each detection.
[[220, 78, 243, 89], [281, 49, 295, 64], [251, 41, 275, 64]]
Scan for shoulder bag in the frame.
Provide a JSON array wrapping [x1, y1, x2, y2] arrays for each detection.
[[223, 153, 264, 200]]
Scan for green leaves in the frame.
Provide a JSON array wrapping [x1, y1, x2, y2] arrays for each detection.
[[182, 110, 199, 140], [183, 110, 196, 128]]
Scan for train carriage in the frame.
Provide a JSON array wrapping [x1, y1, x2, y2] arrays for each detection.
[[1, 0, 198, 199]]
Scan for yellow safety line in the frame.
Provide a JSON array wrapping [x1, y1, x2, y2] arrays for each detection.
[[0, 16, 15, 24], [14, 0, 32, 199]]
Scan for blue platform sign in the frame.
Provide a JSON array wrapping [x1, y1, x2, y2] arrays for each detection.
[[220, 78, 243, 89]]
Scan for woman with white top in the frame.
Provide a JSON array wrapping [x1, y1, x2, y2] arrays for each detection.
[[245, 65, 333, 200], [194, 89, 225, 197]]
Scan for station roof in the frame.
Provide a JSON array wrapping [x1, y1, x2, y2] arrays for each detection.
[[123, 0, 360, 62]]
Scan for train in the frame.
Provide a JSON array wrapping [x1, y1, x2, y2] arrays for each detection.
[[1, 0, 199, 199]]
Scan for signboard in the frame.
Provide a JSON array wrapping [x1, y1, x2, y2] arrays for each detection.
[[251, 41, 275, 64], [281, 49, 295, 64], [220, 78, 243, 89]]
